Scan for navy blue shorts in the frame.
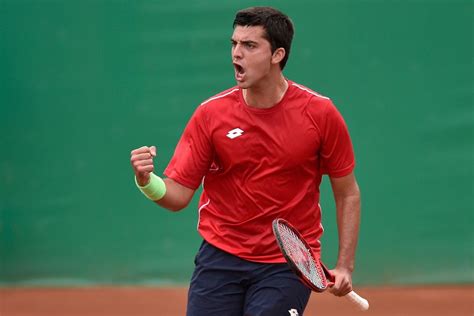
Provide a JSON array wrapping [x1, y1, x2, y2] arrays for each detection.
[[186, 240, 311, 316]]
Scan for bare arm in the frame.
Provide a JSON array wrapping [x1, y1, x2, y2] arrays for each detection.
[[157, 177, 195, 211], [328, 171, 361, 296], [130, 146, 195, 212]]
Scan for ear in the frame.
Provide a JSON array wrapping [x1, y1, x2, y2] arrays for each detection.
[[271, 48, 286, 65]]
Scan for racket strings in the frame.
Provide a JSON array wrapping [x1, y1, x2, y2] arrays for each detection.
[[278, 223, 326, 289]]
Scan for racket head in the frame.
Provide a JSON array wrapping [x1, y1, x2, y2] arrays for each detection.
[[272, 218, 331, 292]]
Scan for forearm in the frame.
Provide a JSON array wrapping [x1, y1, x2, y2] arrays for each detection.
[[330, 173, 361, 272], [135, 171, 195, 212], [131, 146, 196, 212], [334, 191, 360, 272], [154, 177, 195, 212]]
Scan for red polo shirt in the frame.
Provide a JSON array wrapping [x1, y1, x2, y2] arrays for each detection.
[[164, 80, 355, 263]]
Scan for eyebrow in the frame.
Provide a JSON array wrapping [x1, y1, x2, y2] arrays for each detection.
[[230, 38, 259, 45]]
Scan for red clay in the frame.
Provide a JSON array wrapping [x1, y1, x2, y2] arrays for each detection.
[[1, 285, 473, 316]]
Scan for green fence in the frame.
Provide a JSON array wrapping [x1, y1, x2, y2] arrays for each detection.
[[1, 0, 472, 286]]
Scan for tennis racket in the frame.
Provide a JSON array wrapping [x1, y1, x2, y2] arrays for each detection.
[[272, 218, 369, 311]]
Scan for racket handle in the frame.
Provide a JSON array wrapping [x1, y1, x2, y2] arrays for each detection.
[[345, 291, 369, 311]]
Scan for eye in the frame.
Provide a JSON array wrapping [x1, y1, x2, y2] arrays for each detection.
[[245, 43, 256, 49]]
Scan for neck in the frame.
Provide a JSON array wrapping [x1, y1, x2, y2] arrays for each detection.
[[243, 73, 288, 109]]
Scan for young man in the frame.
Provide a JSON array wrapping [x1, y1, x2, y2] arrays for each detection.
[[131, 7, 361, 316]]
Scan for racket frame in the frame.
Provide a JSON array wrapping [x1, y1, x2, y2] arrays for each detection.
[[272, 218, 370, 311], [272, 218, 331, 292]]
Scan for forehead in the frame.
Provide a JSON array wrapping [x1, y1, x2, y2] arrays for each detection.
[[232, 25, 268, 42]]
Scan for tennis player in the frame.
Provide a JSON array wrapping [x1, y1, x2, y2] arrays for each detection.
[[131, 6, 361, 316]]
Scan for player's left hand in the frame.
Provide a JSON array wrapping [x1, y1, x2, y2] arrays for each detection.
[[328, 267, 353, 296]]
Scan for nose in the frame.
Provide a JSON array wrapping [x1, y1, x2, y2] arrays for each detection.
[[232, 43, 243, 60]]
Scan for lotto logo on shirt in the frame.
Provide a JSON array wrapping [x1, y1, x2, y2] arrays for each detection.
[[226, 128, 244, 139]]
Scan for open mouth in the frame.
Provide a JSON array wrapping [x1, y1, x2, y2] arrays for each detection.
[[233, 63, 245, 81]]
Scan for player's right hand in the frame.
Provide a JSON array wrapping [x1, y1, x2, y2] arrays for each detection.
[[130, 146, 157, 186]]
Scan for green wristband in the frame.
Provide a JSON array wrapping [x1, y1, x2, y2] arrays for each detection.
[[135, 173, 167, 201]]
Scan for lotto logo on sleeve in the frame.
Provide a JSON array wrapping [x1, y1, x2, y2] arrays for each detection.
[[226, 128, 244, 139]]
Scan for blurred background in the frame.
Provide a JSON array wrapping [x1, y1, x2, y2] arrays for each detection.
[[1, 0, 472, 288]]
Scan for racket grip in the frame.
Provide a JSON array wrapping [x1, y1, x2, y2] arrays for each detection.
[[345, 291, 369, 311]]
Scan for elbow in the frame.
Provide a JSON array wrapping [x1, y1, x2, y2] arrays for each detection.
[[167, 204, 186, 212], [156, 199, 191, 212]]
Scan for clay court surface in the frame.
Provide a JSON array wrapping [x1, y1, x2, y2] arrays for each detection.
[[1, 285, 472, 316]]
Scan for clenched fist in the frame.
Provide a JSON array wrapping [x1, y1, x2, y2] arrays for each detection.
[[130, 146, 157, 186]]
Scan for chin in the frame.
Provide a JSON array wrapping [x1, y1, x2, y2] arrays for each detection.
[[236, 81, 249, 89], [236, 79, 254, 89]]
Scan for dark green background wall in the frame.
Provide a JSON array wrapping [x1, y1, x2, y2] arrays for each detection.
[[1, 0, 472, 286]]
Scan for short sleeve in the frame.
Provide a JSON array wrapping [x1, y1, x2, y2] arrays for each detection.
[[164, 105, 213, 189], [320, 102, 355, 177]]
